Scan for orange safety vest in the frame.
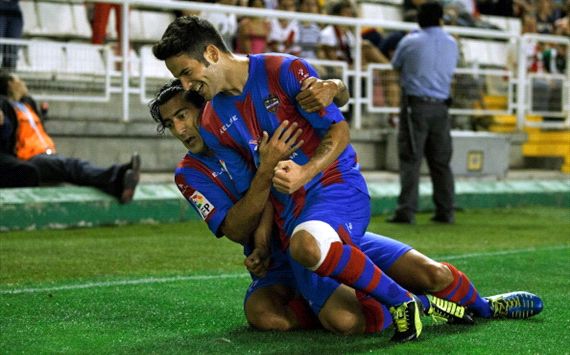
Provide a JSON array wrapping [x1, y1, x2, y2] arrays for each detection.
[[13, 102, 56, 160]]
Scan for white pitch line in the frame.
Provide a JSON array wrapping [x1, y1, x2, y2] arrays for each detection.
[[1, 245, 568, 296], [436, 244, 570, 260]]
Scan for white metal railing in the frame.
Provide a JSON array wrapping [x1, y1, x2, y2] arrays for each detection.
[[3, 0, 568, 130], [0, 37, 112, 102]]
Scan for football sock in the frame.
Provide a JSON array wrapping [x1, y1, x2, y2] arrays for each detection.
[[432, 262, 491, 318], [316, 242, 413, 306], [356, 290, 393, 333], [416, 295, 431, 312], [287, 295, 320, 329]]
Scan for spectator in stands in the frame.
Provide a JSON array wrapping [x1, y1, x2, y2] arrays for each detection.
[[535, 0, 561, 33], [267, 0, 300, 54], [236, 0, 271, 54], [0, 72, 140, 203], [91, 3, 123, 50], [295, 0, 324, 59], [0, 0, 23, 70], [200, 0, 238, 51], [387, 2, 458, 225], [320, 0, 390, 66], [477, 0, 515, 17], [403, 0, 426, 22]]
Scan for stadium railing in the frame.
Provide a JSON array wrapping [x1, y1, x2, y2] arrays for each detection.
[[1, 0, 567, 131]]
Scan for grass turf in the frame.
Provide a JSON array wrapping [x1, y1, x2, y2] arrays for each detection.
[[1, 207, 569, 353]]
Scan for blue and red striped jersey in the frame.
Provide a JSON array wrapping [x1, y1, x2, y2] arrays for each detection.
[[174, 152, 241, 238], [199, 53, 369, 245]]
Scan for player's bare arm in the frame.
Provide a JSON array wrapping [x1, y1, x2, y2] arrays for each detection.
[[296, 77, 349, 112], [273, 120, 350, 194], [244, 201, 274, 278], [219, 121, 304, 243]]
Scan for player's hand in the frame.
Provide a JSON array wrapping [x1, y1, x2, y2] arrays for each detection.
[[258, 120, 304, 169], [272, 160, 310, 194], [0, 110, 4, 126], [244, 248, 270, 278], [296, 77, 338, 112]]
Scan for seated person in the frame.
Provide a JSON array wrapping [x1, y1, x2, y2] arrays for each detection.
[[0, 72, 140, 204]]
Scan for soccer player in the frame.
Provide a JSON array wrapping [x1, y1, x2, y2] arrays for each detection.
[[150, 80, 542, 337], [152, 16, 428, 342], [150, 79, 474, 336], [152, 16, 544, 341]]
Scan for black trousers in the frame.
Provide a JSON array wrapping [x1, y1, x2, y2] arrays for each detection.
[[395, 97, 455, 219], [0, 153, 126, 197]]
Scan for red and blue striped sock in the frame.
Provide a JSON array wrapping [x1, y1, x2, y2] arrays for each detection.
[[316, 242, 413, 306], [355, 290, 393, 333], [432, 262, 491, 318]]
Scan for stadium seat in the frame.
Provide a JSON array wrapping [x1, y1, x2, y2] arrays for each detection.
[[139, 45, 173, 78], [480, 15, 522, 35], [488, 41, 508, 67], [106, 8, 118, 41], [36, 2, 75, 37], [26, 40, 65, 72], [129, 10, 146, 42], [359, 3, 403, 22], [140, 11, 176, 42], [65, 43, 106, 75], [72, 3, 93, 39], [20, 0, 43, 36]]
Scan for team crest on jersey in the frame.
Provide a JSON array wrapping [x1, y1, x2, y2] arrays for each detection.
[[190, 190, 214, 220], [264, 95, 280, 112]]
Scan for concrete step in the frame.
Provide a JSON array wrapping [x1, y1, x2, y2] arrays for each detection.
[[2, 178, 569, 232]]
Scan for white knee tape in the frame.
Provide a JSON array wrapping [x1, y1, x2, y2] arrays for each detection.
[[292, 220, 341, 271]]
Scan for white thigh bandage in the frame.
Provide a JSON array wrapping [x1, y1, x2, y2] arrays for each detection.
[[292, 220, 341, 271]]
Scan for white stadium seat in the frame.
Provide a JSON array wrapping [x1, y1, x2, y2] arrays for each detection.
[[140, 11, 176, 42], [140, 45, 173, 78], [65, 44, 106, 75], [26, 40, 65, 72], [129, 10, 145, 42], [36, 2, 75, 37], [20, 0, 42, 36], [71, 3, 93, 39], [359, 3, 403, 22]]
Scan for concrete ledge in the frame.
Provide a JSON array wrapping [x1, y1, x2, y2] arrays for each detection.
[[1, 179, 569, 231]]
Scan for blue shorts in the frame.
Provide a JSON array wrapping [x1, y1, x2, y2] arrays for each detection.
[[250, 232, 413, 316], [292, 180, 371, 248], [243, 243, 297, 305]]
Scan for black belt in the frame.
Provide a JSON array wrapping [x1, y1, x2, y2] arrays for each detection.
[[407, 95, 446, 104]]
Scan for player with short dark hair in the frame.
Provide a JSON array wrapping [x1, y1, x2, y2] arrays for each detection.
[[152, 16, 545, 341], [150, 79, 542, 337], [153, 15, 429, 342], [149, 79, 479, 335]]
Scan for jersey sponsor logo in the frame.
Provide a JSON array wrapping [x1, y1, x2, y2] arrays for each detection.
[[297, 67, 309, 84], [219, 160, 233, 180], [263, 95, 280, 113], [190, 190, 215, 220], [211, 168, 225, 178], [219, 115, 239, 135], [248, 138, 259, 152]]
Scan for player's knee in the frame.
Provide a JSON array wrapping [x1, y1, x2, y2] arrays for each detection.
[[426, 262, 454, 292], [290, 221, 341, 269], [289, 231, 321, 268], [322, 310, 362, 335], [246, 308, 294, 331]]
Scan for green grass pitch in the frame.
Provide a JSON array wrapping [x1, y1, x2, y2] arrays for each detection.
[[1, 207, 569, 353]]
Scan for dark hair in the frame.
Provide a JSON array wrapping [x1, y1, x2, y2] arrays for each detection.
[[149, 79, 206, 134], [328, 0, 354, 16], [418, 2, 443, 28], [152, 16, 230, 65], [0, 70, 14, 97]]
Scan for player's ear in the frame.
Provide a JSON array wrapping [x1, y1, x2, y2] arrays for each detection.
[[204, 45, 220, 64]]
